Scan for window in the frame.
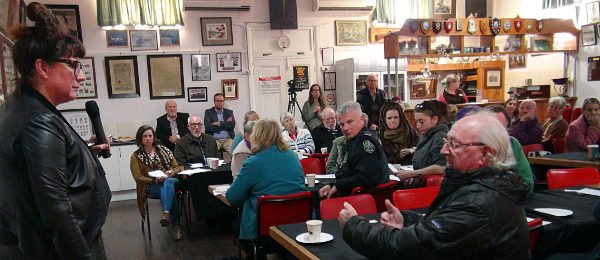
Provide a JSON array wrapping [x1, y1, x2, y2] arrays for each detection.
[[542, 0, 574, 10], [97, 0, 184, 27], [373, 0, 432, 27]]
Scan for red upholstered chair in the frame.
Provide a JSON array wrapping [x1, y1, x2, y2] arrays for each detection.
[[392, 186, 440, 210], [562, 106, 573, 123], [571, 107, 582, 122], [551, 137, 565, 154], [320, 194, 377, 220], [528, 217, 543, 251], [308, 153, 329, 174], [351, 181, 398, 212], [300, 158, 324, 175], [420, 174, 444, 187], [546, 167, 600, 189], [522, 144, 544, 157]]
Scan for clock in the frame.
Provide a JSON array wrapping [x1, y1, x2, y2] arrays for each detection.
[[277, 35, 291, 49]]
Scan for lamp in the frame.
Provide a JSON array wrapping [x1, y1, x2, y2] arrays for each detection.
[[552, 77, 569, 97]]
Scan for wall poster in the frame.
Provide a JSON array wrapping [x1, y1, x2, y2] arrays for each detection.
[[293, 65, 309, 90]]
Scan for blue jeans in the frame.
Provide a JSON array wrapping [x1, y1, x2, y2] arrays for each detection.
[[147, 178, 179, 224]]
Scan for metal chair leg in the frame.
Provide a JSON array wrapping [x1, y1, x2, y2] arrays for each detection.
[[145, 199, 151, 241]]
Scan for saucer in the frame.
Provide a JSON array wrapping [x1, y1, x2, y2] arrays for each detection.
[[295, 232, 334, 244], [534, 208, 573, 217]]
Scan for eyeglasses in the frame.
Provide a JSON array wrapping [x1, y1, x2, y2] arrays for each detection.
[[53, 59, 83, 76], [442, 137, 486, 150], [189, 123, 203, 127]]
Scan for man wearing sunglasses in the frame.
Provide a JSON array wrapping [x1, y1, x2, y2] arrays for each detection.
[[339, 113, 529, 259]]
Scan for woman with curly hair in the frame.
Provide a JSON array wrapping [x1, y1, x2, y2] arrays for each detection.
[[379, 101, 419, 165]]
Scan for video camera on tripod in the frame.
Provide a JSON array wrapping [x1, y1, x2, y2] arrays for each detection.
[[287, 80, 305, 95], [286, 80, 305, 118]]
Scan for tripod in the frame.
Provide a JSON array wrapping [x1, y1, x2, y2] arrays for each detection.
[[287, 90, 303, 116]]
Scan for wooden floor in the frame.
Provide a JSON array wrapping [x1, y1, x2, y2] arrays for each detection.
[[103, 199, 239, 259]]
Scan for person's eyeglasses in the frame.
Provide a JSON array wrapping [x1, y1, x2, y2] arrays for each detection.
[[53, 59, 83, 76], [415, 103, 425, 111], [189, 123, 203, 127], [443, 137, 486, 150]]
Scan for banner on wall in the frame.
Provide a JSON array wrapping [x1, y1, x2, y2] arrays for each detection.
[[293, 65, 309, 89], [258, 75, 281, 94]]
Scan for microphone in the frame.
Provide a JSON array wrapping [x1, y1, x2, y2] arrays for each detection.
[[85, 101, 111, 158]]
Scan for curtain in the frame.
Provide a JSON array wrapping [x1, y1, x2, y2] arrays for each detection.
[[373, 0, 432, 25], [543, 0, 574, 9], [375, 0, 396, 24], [97, 0, 184, 26]]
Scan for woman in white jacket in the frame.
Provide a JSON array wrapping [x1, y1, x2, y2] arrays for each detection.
[[281, 112, 315, 154]]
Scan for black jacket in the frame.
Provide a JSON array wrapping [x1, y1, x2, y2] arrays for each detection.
[[356, 88, 386, 128], [156, 112, 190, 151], [311, 123, 342, 152], [343, 167, 530, 259], [0, 87, 112, 258]]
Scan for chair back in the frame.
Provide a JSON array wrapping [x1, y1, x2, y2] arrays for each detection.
[[300, 158, 324, 175], [522, 144, 544, 157], [320, 194, 377, 220], [351, 181, 398, 212], [392, 186, 440, 210], [528, 217, 543, 251], [421, 174, 444, 187], [546, 167, 600, 189], [571, 107, 582, 122], [551, 137, 565, 154], [562, 106, 572, 123], [256, 191, 313, 237]]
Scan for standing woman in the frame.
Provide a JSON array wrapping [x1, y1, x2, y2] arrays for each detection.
[[504, 97, 519, 127], [438, 74, 468, 104], [0, 3, 111, 258], [302, 84, 327, 131], [379, 101, 419, 165], [131, 125, 184, 241]]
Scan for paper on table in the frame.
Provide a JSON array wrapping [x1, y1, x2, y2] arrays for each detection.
[[190, 163, 204, 168], [526, 217, 552, 226], [564, 188, 600, 197], [389, 174, 400, 181], [179, 168, 211, 175], [388, 163, 402, 172], [219, 160, 225, 166], [399, 165, 414, 171], [148, 170, 167, 178], [210, 184, 230, 196], [315, 174, 335, 179]]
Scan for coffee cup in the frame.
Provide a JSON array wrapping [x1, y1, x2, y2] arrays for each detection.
[[206, 158, 219, 169], [320, 147, 328, 154], [306, 174, 316, 187], [297, 151, 303, 160], [306, 220, 322, 242], [587, 145, 599, 159]]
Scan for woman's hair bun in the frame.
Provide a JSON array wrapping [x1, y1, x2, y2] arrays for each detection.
[[25, 2, 67, 38]]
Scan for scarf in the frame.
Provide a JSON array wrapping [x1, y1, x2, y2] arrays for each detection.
[[136, 145, 174, 172]]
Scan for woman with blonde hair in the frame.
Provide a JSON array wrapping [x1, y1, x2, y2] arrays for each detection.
[[231, 110, 259, 151], [438, 74, 468, 104], [302, 84, 327, 131], [226, 119, 306, 248]]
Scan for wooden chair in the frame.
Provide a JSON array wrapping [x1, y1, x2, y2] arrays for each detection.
[[392, 186, 440, 210], [522, 144, 545, 157], [320, 194, 377, 220], [551, 137, 565, 154], [351, 181, 398, 212], [420, 174, 444, 187], [528, 217, 543, 251], [547, 167, 600, 189], [571, 107, 582, 122], [562, 106, 573, 123], [300, 158, 324, 175]]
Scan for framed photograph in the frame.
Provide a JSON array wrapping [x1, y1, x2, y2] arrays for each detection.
[[465, 0, 486, 18], [485, 69, 502, 88], [508, 54, 527, 69], [588, 1, 600, 24], [104, 56, 140, 98], [410, 78, 437, 99], [200, 17, 233, 46], [106, 30, 128, 48], [582, 24, 597, 46], [221, 79, 238, 100], [324, 72, 336, 90], [160, 29, 180, 46], [147, 54, 184, 99], [188, 87, 208, 102], [45, 4, 82, 41], [60, 109, 93, 140], [129, 30, 158, 51], [216, 52, 242, 72], [322, 47, 334, 66], [1, 39, 17, 97], [433, 0, 456, 19], [77, 57, 97, 98], [191, 54, 211, 81], [335, 20, 367, 46]]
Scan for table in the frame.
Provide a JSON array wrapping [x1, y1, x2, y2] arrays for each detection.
[[187, 164, 234, 222], [527, 152, 600, 169]]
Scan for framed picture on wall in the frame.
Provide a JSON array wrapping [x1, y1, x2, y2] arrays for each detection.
[[582, 24, 597, 46], [129, 30, 158, 51], [76, 57, 97, 99], [410, 78, 437, 99], [221, 79, 239, 99], [216, 52, 242, 72], [324, 72, 336, 90], [188, 87, 208, 102], [335, 20, 367, 46], [432, 0, 456, 19], [104, 56, 140, 98], [200, 17, 233, 46], [587, 1, 600, 23], [45, 4, 82, 41], [106, 30, 128, 48], [485, 69, 502, 88], [159, 29, 180, 46], [60, 109, 93, 140], [147, 54, 184, 99], [191, 54, 211, 81]]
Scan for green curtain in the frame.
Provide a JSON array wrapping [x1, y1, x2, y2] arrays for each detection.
[[408, 0, 432, 19], [97, 0, 184, 26], [375, 0, 396, 24], [373, 0, 432, 25]]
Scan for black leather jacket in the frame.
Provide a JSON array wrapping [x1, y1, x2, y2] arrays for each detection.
[[0, 87, 111, 258], [343, 167, 530, 259]]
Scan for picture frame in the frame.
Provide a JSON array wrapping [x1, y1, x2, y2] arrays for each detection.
[[485, 69, 502, 88], [221, 79, 239, 100], [1, 39, 17, 97], [582, 24, 597, 47], [129, 30, 158, 51], [77, 57, 97, 99], [60, 109, 93, 140], [147, 54, 184, 99], [410, 78, 437, 99], [322, 47, 334, 66], [324, 72, 336, 90], [104, 56, 140, 98], [188, 87, 208, 102], [508, 54, 527, 69], [588, 1, 600, 24], [216, 52, 242, 72], [432, 0, 456, 19], [159, 29, 180, 46], [106, 30, 128, 48], [335, 20, 367, 46], [200, 17, 233, 46], [45, 4, 82, 41], [191, 54, 211, 81]]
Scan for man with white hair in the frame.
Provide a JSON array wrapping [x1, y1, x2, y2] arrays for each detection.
[[156, 100, 189, 151], [338, 113, 529, 259], [311, 107, 342, 152], [510, 99, 542, 145], [174, 115, 219, 165]]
